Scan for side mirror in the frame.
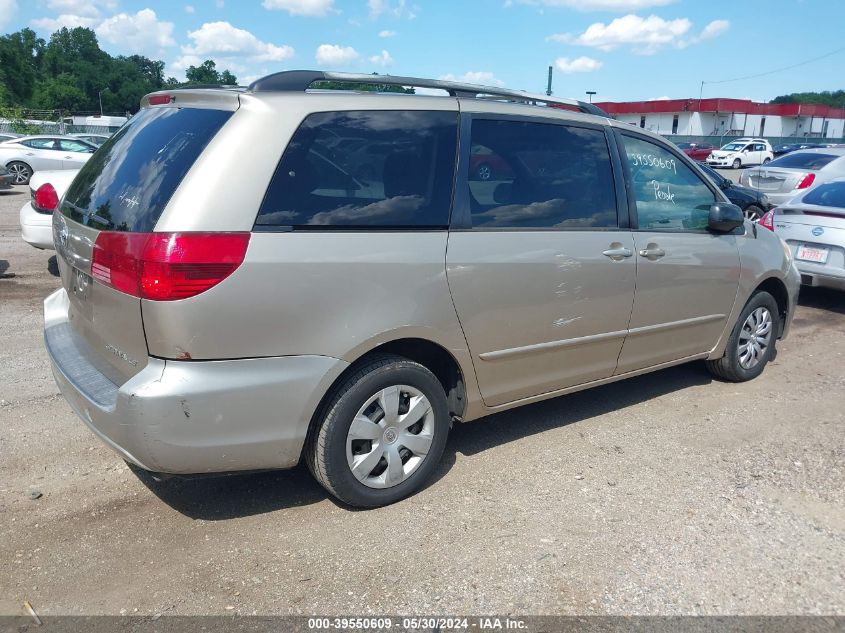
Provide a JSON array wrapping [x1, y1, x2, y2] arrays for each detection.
[[708, 202, 744, 233]]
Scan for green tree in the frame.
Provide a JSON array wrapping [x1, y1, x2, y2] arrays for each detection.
[[184, 60, 238, 86], [32, 74, 87, 110], [771, 90, 845, 107], [0, 28, 46, 105], [40, 27, 112, 111]]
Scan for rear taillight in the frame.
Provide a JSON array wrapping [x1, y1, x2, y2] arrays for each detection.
[[91, 232, 250, 301], [795, 173, 816, 189], [759, 209, 776, 231], [33, 183, 59, 213]]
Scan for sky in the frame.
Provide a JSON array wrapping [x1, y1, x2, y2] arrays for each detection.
[[1, 0, 844, 103]]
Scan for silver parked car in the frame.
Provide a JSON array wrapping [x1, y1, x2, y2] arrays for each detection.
[[44, 71, 800, 508], [0, 135, 97, 184], [759, 178, 845, 291], [740, 148, 845, 207]]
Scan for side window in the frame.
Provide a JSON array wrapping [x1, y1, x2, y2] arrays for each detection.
[[256, 110, 458, 228], [621, 135, 715, 231], [24, 138, 56, 150], [754, 143, 766, 152], [59, 139, 93, 153], [467, 119, 617, 229]]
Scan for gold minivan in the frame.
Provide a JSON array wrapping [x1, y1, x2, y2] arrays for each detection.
[[44, 71, 800, 507]]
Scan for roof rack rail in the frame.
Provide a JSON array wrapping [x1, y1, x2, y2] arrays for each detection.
[[248, 70, 608, 117]]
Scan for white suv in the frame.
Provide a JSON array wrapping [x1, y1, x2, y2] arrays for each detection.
[[707, 138, 774, 169]]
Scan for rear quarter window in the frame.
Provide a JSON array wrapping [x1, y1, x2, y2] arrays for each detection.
[[61, 107, 232, 232], [256, 110, 458, 229]]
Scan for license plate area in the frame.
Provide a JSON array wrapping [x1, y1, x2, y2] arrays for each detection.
[[796, 244, 829, 264], [70, 267, 93, 302]]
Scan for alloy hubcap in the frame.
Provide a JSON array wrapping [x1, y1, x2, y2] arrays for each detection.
[[346, 385, 434, 489], [738, 307, 772, 369], [9, 164, 29, 184]]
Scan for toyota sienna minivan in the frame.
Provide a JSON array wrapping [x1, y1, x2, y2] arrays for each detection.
[[45, 71, 800, 507]]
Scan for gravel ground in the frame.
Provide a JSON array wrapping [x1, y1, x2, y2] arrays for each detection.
[[0, 183, 843, 617]]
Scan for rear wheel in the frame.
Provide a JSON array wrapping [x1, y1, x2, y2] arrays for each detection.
[[306, 354, 450, 507], [706, 291, 780, 382], [7, 161, 32, 185], [732, 158, 742, 169]]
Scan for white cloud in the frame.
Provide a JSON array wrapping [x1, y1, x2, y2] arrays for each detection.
[[182, 21, 295, 62], [184, 5, 195, 13], [96, 9, 176, 57], [513, 0, 675, 10], [368, 0, 416, 19], [0, 0, 17, 31], [44, 0, 116, 18], [315, 43, 359, 65], [378, 29, 396, 37], [549, 13, 727, 54], [31, 13, 99, 31], [555, 56, 603, 73], [648, 95, 670, 100], [262, 0, 336, 17], [368, 50, 393, 66], [696, 19, 729, 42], [440, 72, 505, 87]]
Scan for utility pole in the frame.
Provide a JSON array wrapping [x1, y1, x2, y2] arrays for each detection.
[[98, 90, 103, 117], [586, 91, 596, 103], [546, 66, 553, 96]]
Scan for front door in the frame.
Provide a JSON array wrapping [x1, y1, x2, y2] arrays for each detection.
[[447, 116, 636, 407], [615, 133, 741, 373]]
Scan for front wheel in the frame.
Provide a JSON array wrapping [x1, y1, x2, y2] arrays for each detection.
[[763, 157, 771, 164], [706, 291, 780, 382], [306, 354, 450, 507], [744, 204, 765, 222], [7, 161, 32, 185], [732, 158, 742, 169]]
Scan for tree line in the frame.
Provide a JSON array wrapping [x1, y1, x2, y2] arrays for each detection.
[[771, 90, 845, 108], [0, 26, 238, 114]]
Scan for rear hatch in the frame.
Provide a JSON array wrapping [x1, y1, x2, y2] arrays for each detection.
[[775, 185, 845, 272], [53, 94, 237, 384], [742, 152, 840, 194]]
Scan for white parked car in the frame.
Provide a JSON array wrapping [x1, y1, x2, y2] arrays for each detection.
[[758, 177, 845, 291], [0, 135, 95, 185], [707, 138, 774, 169], [20, 169, 78, 250]]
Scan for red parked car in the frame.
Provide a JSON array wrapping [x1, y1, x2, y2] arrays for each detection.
[[676, 142, 714, 161]]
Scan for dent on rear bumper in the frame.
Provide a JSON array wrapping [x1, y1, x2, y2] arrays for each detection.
[[44, 288, 349, 474]]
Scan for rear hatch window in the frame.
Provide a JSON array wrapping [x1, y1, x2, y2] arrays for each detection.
[[60, 106, 233, 232], [768, 153, 838, 170]]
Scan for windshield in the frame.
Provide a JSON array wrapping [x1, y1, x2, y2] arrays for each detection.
[[767, 152, 839, 170], [721, 143, 745, 152], [61, 106, 232, 232], [802, 182, 845, 208]]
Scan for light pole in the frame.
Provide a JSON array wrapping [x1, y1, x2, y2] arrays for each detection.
[[98, 90, 103, 117], [586, 90, 596, 103]]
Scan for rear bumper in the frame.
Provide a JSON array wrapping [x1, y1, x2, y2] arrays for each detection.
[[798, 268, 845, 291], [20, 202, 55, 250], [44, 288, 349, 474]]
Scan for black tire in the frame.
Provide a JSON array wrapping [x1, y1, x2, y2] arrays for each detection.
[[744, 204, 764, 222], [7, 161, 32, 185], [306, 354, 450, 508], [732, 158, 742, 170], [763, 157, 771, 164], [706, 291, 780, 382]]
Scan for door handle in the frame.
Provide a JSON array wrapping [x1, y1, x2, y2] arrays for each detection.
[[602, 245, 633, 261], [638, 244, 666, 260]]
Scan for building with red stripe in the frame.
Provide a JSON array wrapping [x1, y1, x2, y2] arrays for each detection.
[[594, 98, 845, 139]]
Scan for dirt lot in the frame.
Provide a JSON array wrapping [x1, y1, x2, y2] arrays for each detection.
[[0, 184, 843, 617]]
